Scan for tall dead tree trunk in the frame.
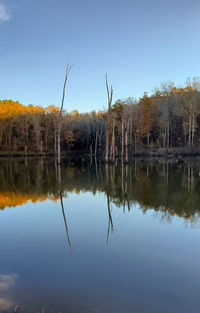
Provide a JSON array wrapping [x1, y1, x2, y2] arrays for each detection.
[[121, 116, 124, 162], [94, 129, 99, 157], [191, 111, 195, 146], [125, 127, 128, 163], [57, 64, 72, 165], [188, 113, 192, 149], [134, 133, 137, 155], [105, 73, 113, 162], [167, 120, 170, 149], [99, 123, 103, 155], [110, 117, 116, 162]]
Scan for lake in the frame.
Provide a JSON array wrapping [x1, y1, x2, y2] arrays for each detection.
[[0, 157, 200, 313]]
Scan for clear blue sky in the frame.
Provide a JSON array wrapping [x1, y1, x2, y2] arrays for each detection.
[[1, 0, 200, 112]]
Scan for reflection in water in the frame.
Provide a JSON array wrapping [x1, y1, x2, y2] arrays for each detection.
[[0, 274, 17, 291], [0, 298, 12, 311], [1, 158, 200, 313], [0, 274, 18, 311], [61, 194, 72, 253], [1, 157, 200, 225], [106, 194, 114, 244]]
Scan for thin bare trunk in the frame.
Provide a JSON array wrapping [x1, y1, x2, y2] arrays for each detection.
[[95, 128, 99, 156], [192, 111, 195, 146], [105, 73, 113, 162], [58, 64, 72, 165], [111, 117, 116, 162], [54, 130, 57, 156], [121, 116, 124, 161], [105, 125, 109, 161], [99, 123, 103, 155], [147, 121, 150, 147], [125, 128, 128, 163], [134, 133, 137, 155], [167, 120, 170, 149], [188, 114, 191, 148], [89, 144, 92, 156], [8, 120, 13, 152], [40, 140, 43, 154]]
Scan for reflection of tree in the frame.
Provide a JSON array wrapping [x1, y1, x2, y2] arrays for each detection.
[[106, 194, 114, 244], [1, 158, 200, 226], [58, 165, 72, 254], [106, 165, 114, 243], [60, 192, 72, 254]]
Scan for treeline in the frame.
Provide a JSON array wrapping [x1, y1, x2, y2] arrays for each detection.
[[0, 100, 105, 155], [1, 77, 200, 157]]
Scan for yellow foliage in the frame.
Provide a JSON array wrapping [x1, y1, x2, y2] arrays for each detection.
[[0, 100, 46, 121], [0, 192, 59, 210]]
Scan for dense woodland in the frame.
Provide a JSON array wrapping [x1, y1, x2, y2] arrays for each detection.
[[1, 77, 200, 159]]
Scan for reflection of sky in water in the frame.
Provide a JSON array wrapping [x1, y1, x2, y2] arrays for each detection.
[[0, 274, 18, 311], [0, 274, 18, 291], [0, 191, 200, 313], [0, 298, 12, 311]]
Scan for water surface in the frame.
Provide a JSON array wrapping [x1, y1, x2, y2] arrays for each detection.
[[0, 158, 200, 313]]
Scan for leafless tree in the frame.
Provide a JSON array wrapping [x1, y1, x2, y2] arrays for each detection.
[[105, 73, 113, 162], [57, 64, 72, 165]]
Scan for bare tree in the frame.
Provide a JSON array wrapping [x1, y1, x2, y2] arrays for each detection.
[[110, 115, 116, 162], [105, 73, 113, 162], [57, 64, 72, 165]]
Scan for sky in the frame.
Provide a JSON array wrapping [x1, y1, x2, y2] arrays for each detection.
[[1, 0, 200, 112]]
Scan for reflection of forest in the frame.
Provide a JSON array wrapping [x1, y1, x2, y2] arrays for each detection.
[[1, 157, 200, 224]]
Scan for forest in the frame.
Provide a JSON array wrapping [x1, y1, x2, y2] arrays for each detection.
[[1, 77, 200, 159]]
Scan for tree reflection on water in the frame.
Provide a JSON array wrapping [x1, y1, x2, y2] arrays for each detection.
[[1, 157, 200, 226]]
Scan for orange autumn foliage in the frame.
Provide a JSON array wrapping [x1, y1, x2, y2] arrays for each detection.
[[0, 192, 59, 210], [0, 100, 59, 121]]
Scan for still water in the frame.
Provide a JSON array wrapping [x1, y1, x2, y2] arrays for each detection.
[[0, 157, 200, 313]]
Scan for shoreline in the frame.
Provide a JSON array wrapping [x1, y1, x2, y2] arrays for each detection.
[[0, 148, 200, 158], [0, 151, 200, 163]]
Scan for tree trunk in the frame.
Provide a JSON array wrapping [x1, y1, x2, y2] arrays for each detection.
[[125, 128, 128, 163], [89, 144, 93, 156], [94, 129, 99, 157], [121, 117, 124, 161], [191, 111, 195, 146], [40, 140, 43, 154], [54, 130, 57, 156], [110, 117, 116, 162], [167, 119, 170, 149], [99, 124, 103, 155], [188, 114, 191, 148], [57, 125, 61, 164], [105, 73, 113, 162], [147, 130, 150, 147], [105, 124, 109, 162], [58, 65, 72, 165], [134, 133, 137, 155], [25, 120, 28, 156], [8, 120, 13, 152]]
